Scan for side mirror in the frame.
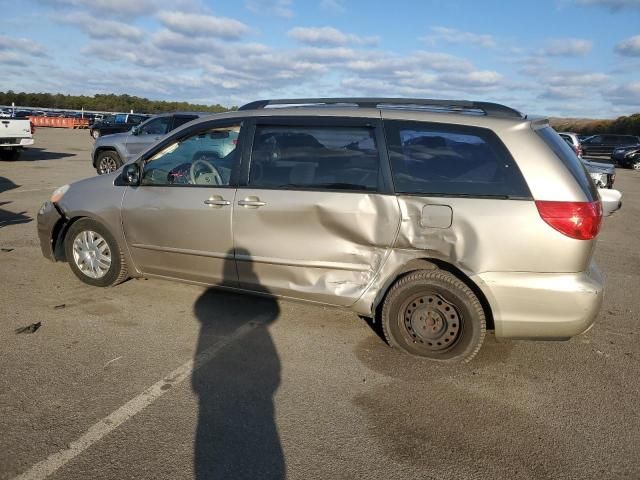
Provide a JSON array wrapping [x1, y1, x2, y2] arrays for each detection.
[[598, 188, 622, 217], [122, 163, 140, 186], [131, 126, 140, 136]]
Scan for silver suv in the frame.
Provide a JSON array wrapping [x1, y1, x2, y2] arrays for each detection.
[[37, 98, 621, 362], [92, 112, 206, 175]]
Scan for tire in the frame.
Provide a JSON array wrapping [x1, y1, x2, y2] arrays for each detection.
[[64, 218, 128, 287], [381, 269, 486, 362], [91, 129, 100, 139], [95, 150, 122, 175], [632, 159, 640, 171]]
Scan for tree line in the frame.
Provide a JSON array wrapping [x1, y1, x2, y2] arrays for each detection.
[[0, 91, 234, 114], [551, 114, 640, 136]]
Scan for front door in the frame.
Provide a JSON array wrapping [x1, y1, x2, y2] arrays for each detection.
[[121, 122, 243, 285], [232, 119, 400, 306]]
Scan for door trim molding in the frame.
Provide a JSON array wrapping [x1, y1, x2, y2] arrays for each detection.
[[131, 243, 231, 260]]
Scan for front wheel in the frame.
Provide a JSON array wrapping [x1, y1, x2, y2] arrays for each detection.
[[96, 150, 122, 175], [64, 218, 128, 287], [381, 269, 486, 362], [632, 159, 640, 171]]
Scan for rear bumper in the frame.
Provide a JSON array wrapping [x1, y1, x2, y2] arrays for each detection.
[[471, 262, 604, 339], [37, 201, 64, 261]]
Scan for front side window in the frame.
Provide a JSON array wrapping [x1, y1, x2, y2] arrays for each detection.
[[249, 125, 380, 191], [139, 117, 171, 135], [384, 120, 530, 197], [141, 124, 240, 186]]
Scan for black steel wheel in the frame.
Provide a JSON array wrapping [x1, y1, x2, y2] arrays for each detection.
[[381, 269, 486, 362]]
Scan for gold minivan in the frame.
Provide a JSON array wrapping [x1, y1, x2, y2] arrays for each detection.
[[37, 98, 621, 362]]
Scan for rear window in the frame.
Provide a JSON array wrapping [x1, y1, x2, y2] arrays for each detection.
[[384, 120, 530, 198], [536, 127, 597, 201]]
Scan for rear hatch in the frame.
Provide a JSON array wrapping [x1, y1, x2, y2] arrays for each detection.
[[0, 119, 32, 144]]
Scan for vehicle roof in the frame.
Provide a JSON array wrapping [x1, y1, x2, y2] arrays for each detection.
[[147, 111, 211, 118], [197, 106, 539, 131]]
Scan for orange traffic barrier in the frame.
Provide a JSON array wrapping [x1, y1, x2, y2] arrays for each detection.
[[28, 116, 90, 129]]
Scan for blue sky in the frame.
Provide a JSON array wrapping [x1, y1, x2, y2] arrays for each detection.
[[1, 0, 639, 117]]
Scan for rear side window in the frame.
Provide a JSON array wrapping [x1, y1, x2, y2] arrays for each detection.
[[536, 127, 597, 201], [172, 115, 198, 130], [384, 120, 530, 198], [249, 125, 380, 191]]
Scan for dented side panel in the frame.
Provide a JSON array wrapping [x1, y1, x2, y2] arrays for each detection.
[[353, 195, 596, 316], [232, 189, 401, 306]]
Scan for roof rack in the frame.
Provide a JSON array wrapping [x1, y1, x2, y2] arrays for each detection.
[[237, 97, 524, 119]]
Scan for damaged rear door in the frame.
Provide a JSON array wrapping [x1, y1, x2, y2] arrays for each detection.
[[232, 117, 401, 306]]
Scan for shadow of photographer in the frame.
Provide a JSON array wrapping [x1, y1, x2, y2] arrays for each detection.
[[191, 248, 285, 479]]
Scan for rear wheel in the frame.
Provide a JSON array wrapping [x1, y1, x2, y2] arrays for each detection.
[[381, 269, 486, 362], [64, 218, 128, 287], [632, 159, 640, 171], [96, 150, 122, 175]]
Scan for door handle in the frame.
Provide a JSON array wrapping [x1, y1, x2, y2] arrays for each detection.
[[204, 197, 231, 207], [238, 197, 266, 208]]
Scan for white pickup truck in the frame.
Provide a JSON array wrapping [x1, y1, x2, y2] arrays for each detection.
[[1, 118, 34, 160]]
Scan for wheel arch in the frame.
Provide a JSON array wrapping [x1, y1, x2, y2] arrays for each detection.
[[93, 147, 121, 168], [373, 257, 495, 332]]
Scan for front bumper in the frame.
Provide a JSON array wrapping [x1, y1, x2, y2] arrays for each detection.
[[37, 201, 64, 261], [471, 262, 604, 339]]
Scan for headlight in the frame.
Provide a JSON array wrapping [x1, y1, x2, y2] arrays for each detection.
[[50, 184, 70, 203], [590, 172, 605, 187]]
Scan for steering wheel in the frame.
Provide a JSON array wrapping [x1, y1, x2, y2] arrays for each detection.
[[190, 158, 223, 185]]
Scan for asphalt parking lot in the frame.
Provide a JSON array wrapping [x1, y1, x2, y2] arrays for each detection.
[[1, 127, 639, 480]]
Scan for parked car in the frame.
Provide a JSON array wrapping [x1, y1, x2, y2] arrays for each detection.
[[583, 159, 616, 188], [91, 112, 207, 174], [89, 113, 149, 139], [559, 133, 616, 188], [611, 144, 640, 170], [1, 117, 34, 160], [559, 132, 583, 158], [581, 134, 640, 158], [38, 97, 622, 362]]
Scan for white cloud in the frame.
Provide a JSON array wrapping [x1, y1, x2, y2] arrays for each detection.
[[39, 0, 159, 16], [539, 86, 585, 100], [547, 72, 610, 86], [424, 27, 497, 49], [573, 0, 640, 10], [320, 0, 346, 13], [0, 51, 28, 66], [156, 11, 250, 40], [0, 34, 47, 57], [288, 27, 378, 47], [543, 38, 593, 56], [615, 35, 640, 56], [603, 82, 640, 106], [61, 12, 144, 41], [245, 0, 293, 18]]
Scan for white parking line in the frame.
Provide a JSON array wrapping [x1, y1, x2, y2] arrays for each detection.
[[11, 316, 267, 480]]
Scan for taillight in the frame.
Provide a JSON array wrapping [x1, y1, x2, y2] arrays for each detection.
[[30, 121, 35, 134], [576, 144, 583, 156], [535, 200, 602, 240]]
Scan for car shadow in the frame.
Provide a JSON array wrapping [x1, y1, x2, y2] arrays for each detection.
[[0, 176, 19, 194], [19, 148, 75, 161], [0, 178, 31, 228], [0, 201, 32, 228], [191, 248, 285, 479]]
